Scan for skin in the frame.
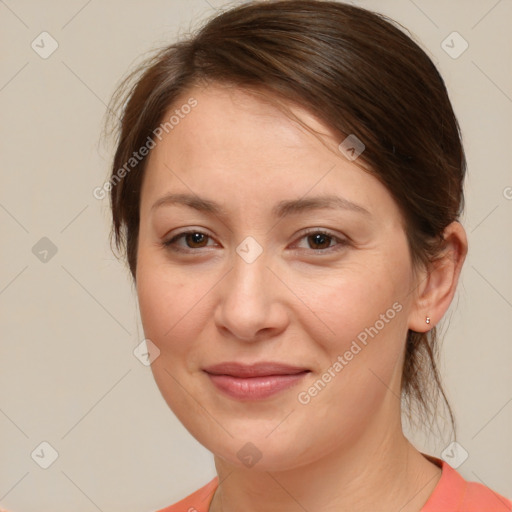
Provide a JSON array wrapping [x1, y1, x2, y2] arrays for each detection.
[[135, 83, 468, 512]]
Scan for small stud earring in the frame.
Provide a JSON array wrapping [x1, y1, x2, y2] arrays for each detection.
[[425, 316, 431, 324]]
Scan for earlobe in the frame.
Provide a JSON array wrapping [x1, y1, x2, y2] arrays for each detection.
[[408, 221, 468, 333]]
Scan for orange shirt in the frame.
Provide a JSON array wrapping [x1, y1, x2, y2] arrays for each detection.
[[155, 453, 512, 512]]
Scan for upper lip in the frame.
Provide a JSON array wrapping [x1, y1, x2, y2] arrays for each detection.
[[203, 361, 310, 378]]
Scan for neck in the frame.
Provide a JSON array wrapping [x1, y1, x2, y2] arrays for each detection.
[[209, 412, 441, 512]]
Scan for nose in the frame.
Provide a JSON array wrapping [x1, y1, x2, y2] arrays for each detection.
[[214, 246, 289, 342]]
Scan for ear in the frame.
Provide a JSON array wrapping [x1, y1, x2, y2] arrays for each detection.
[[408, 221, 468, 333]]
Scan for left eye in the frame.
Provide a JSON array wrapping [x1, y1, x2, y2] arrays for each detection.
[[162, 229, 348, 254], [293, 230, 348, 252]]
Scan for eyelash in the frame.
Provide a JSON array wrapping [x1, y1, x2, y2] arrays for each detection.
[[161, 228, 349, 255]]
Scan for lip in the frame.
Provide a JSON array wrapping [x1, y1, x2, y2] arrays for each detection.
[[203, 361, 310, 377], [203, 361, 310, 400]]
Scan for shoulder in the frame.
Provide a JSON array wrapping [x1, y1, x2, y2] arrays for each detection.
[[461, 479, 512, 512], [154, 477, 219, 512], [420, 453, 512, 512]]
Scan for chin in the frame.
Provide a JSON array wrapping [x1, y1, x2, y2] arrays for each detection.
[[200, 430, 317, 473]]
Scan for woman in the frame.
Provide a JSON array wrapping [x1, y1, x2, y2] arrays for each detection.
[[105, 1, 512, 511]]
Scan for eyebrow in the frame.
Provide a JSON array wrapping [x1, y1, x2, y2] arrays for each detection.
[[150, 193, 371, 218]]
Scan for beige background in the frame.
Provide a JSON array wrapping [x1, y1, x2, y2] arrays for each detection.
[[1, 0, 511, 510]]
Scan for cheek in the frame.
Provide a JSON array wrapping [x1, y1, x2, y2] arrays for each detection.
[[135, 256, 211, 423], [136, 254, 200, 358], [297, 259, 409, 405], [302, 261, 405, 345]]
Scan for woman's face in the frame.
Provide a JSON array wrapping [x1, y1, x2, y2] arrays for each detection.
[[136, 84, 422, 471]]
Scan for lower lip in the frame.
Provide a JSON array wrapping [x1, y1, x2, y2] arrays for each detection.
[[205, 371, 310, 400]]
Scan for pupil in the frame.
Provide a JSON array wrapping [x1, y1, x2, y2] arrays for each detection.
[[311, 233, 329, 249], [189, 233, 205, 247]]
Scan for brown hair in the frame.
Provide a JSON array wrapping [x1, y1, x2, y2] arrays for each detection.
[[105, 0, 465, 440]]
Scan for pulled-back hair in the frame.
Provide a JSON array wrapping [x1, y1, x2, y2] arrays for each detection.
[[105, 0, 465, 440]]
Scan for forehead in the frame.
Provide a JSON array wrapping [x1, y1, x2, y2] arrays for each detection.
[[139, 84, 402, 230], [157, 84, 339, 161]]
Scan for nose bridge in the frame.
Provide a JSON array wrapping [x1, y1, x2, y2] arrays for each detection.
[[235, 234, 266, 267], [215, 235, 283, 339], [230, 235, 272, 303]]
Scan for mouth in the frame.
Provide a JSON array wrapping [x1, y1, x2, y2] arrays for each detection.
[[202, 361, 311, 400]]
